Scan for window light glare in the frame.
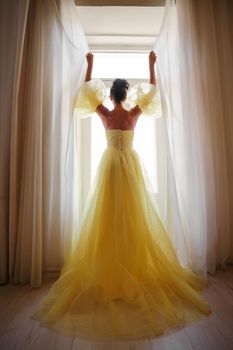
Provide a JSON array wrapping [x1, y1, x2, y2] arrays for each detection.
[[92, 52, 149, 79]]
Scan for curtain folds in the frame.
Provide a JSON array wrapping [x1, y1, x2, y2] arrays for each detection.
[[154, 0, 233, 276], [0, 0, 30, 285], [0, 0, 88, 287]]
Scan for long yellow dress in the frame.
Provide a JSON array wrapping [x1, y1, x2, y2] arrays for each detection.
[[31, 79, 211, 340]]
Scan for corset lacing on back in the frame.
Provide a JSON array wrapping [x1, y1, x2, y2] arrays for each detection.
[[106, 129, 134, 151]]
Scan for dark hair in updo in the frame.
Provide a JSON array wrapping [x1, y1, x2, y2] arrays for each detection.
[[110, 79, 129, 103]]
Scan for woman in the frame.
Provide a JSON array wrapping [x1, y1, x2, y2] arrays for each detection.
[[31, 51, 211, 340]]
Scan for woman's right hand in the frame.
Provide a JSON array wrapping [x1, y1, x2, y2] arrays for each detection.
[[149, 51, 157, 67], [86, 52, 94, 66], [149, 51, 157, 85]]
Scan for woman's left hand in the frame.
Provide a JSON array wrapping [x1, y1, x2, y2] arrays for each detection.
[[86, 52, 94, 66]]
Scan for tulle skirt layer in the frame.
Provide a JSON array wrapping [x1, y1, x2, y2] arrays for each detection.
[[31, 147, 211, 340]]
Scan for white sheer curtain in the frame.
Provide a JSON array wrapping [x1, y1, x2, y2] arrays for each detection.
[[154, 0, 233, 276], [0, 0, 88, 287]]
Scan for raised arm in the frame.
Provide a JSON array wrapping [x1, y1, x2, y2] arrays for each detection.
[[84, 52, 110, 121], [129, 51, 158, 118], [149, 51, 157, 85], [85, 52, 93, 82]]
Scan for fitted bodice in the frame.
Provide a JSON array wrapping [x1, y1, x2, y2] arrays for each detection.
[[105, 129, 134, 151]]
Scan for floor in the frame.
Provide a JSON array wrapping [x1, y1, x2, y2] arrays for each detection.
[[0, 267, 233, 350]]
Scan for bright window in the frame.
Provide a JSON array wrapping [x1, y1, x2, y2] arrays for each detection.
[[92, 52, 149, 79], [91, 52, 158, 193]]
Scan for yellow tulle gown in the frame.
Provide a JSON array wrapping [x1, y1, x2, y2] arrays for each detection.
[[31, 79, 211, 340]]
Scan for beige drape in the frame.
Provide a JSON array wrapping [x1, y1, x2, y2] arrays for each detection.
[[0, 0, 27, 284], [0, 0, 88, 287], [188, 0, 233, 272]]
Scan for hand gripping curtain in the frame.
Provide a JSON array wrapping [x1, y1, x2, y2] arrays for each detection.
[[153, 0, 233, 276], [2, 0, 88, 287]]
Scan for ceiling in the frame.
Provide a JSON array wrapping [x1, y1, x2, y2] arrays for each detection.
[[76, 6, 165, 51], [74, 0, 165, 5]]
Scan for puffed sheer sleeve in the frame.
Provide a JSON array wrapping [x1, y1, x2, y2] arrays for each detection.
[[73, 79, 106, 118], [126, 82, 161, 118]]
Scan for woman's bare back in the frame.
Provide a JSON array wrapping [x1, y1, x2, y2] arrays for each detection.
[[96, 104, 141, 131], [84, 50, 157, 131]]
